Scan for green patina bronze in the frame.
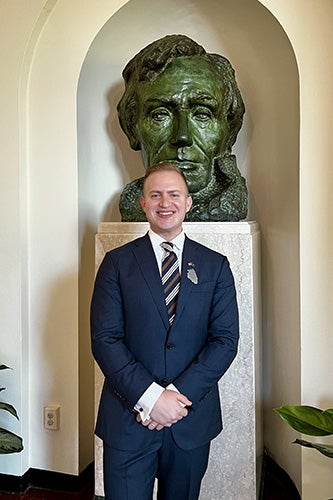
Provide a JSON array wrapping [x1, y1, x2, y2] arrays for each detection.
[[117, 34, 247, 222]]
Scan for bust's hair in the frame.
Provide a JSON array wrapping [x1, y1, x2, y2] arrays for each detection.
[[143, 162, 189, 193], [117, 34, 245, 152]]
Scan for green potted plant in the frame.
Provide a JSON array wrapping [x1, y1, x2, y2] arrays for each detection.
[[0, 364, 23, 454], [275, 405, 333, 459]]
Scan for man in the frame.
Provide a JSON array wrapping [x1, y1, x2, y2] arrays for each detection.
[[91, 163, 239, 500], [117, 34, 247, 222]]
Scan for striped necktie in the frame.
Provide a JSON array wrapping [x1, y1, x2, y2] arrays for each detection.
[[161, 242, 180, 325]]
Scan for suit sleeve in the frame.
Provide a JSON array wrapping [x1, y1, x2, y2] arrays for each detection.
[[173, 256, 239, 407], [90, 252, 155, 411]]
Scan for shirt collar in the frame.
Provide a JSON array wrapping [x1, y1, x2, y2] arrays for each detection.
[[148, 229, 185, 252]]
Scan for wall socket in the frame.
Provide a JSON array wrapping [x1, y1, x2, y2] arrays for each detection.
[[44, 405, 60, 430]]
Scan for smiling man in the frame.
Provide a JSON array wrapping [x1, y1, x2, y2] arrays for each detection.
[[117, 34, 248, 222], [139, 163, 193, 239], [91, 163, 239, 500]]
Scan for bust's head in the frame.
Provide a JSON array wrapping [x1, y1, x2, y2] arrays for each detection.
[[117, 34, 245, 193]]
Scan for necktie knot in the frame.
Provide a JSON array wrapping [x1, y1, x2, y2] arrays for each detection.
[[161, 241, 173, 254]]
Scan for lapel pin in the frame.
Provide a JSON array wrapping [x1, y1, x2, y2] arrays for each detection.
[[187, 268, 198, 285]]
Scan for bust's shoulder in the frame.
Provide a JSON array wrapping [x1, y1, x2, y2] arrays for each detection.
[[119, 177, 146, 222]]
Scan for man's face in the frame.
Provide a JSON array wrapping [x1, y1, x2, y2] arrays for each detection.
[[139, 170, 192, 240], [135, 56, 229, 193]]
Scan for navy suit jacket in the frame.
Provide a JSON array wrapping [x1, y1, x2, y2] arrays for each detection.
[[91, 233, 239, 451]]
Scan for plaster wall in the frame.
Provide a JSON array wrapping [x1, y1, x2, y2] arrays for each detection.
[[0, 1, 332, 499], [261, 2, 333, 499], [0, 0, 51, 477]]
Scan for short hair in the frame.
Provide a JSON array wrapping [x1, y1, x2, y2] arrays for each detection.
[[142, 162, 189, 194], [117, 34, 245, 153]]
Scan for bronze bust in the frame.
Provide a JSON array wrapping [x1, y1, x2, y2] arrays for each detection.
[[117, 34, 247, 222]]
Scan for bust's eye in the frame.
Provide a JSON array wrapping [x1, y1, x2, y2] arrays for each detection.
[[193, 107, 214, 122], [151, 108, 170, 122]]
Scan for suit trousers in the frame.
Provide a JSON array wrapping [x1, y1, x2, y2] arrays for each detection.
[[103, 427, 210, 500]]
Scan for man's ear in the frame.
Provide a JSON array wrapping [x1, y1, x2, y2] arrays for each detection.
[[186, 195, 193, 213], [139, 196, 146, 211]]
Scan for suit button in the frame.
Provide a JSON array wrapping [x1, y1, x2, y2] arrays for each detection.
[[166, 343, 174, 350], [161, 378, 169, 386]]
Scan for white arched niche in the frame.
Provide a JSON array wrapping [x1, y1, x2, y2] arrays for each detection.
[[78, 0, 300, 491]]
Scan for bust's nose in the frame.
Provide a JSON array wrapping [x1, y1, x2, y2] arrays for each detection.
[[170, 111, 193, 148]]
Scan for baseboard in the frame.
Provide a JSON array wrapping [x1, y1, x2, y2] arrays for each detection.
[[259, 449, 301, 500], [0, 461, 94, 494]]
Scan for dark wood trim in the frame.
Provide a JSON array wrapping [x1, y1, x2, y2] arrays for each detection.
[[0, 461, 94, 494], [260, 450, 301, 500]]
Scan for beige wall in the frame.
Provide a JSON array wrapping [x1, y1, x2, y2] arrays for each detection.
[[264, 2, 333, 499], [0, 1, 332, 499], [0, 0, 51, 477]]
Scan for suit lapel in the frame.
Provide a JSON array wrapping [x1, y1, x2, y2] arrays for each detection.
[[132, 234, 170, 330], [173, 237, 202, 326]]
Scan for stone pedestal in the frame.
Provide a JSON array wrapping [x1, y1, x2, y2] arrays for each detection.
[[94, 222, 262, 500]]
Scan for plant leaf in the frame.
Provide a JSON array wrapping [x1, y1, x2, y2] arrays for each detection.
[[0, 428, 23, 454], [294, 439, 333, 459], [0, 402, 19, 419], [275, 405, 333, 436], [0, 365, 11, 371]]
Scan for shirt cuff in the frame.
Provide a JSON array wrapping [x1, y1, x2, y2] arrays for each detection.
[[166, 383, 179, 392], [134, 382, 165, 421], [167, 383, 185, 407]]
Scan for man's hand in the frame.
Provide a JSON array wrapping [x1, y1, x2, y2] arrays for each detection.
[[136, 413, 164, 431], [137, 390, 192, 430]]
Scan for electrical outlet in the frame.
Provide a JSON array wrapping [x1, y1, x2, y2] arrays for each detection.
[[44, 405, 60, 430]]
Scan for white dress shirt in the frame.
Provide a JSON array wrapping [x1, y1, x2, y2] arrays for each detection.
[[134, 230, 185, 421]]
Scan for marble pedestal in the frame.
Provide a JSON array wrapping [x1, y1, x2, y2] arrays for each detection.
[[94, 222, 262, 500]]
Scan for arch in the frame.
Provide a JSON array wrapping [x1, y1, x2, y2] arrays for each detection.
[[77, 0, 301, 490]]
